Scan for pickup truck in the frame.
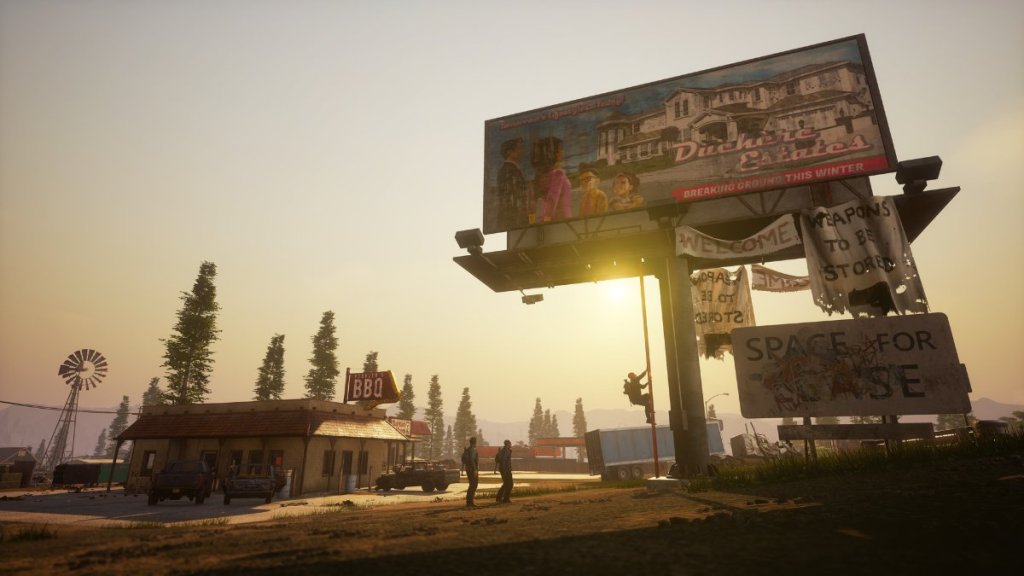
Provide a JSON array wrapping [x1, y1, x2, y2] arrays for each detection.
[[373, 460, 460, 492], [147, 460, 213, 505], [223, 464, 278, 504]]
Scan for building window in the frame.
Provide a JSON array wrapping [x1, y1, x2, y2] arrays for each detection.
[[358, 451, 369, 475], [674, 101, 681, 119], [682, 100, 689, 116], [269, 450, 284, 468], [140, 451, 157, 477], [248, 450, 263, 467], [786, 81, 797, 96], [322, 451, 336, 476]]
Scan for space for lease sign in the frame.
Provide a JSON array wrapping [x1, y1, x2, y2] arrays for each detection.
[[733, 313, 970, 418]]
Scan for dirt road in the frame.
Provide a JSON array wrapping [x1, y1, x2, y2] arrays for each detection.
[[1, 458, 1020, 575]]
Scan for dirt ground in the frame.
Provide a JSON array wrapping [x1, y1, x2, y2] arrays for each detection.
[[2, 456, 1021, 575]]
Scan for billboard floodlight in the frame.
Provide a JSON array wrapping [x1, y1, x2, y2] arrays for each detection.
[[455, 228, 485, 255], [895, 156, 942, 194]]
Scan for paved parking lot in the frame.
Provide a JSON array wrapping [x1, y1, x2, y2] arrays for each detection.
[[0, 472, 597, 527]]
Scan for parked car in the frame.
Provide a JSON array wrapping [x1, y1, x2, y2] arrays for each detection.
[[148, 460, 213, 505], [373, 459, 460, 492], [223, 464, 277, 505]]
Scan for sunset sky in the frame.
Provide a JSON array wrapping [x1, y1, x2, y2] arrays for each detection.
[[2, 0, 1022, 428]]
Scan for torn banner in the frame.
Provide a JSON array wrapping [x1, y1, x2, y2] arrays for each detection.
[[676, 214, 801, 260], [751, 264, 810, 292], [801, 196, 927, 317], [690, 266, 755, 359]]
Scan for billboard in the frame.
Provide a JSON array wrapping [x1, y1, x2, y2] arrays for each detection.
[[483, 34, 896, 234], [732, 313, 970, 418]]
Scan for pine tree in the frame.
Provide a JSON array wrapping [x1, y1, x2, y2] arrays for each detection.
[[397, 374, 416, 419], [363, 351, 378, 372], [424, 375, 444, 460], [304, 311, 339, 401], [141, 377, 164, 406], [443, 425, 454, 460], [106, 395, 132, 457], [528, 398, 544, 446], [36, 439, 46, 458], [93, 428, 108, 458], [254, 334, 286, 400], [542, 409, 553, 438], [161, 261, 221, 404], [573, 398, 588, 462], [550, 414, 561, 438], [453, 387, 478, 449], [477, 428, 488, 446]]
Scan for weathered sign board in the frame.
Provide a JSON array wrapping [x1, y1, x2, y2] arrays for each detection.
[[733, 313, 970, 418], [344, 370, 400, 408]]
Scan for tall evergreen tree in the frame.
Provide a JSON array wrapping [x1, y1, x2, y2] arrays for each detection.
[[573, 398, 588, 462], [424, 375, 444, 460], [542, 409, 553, 438], [304, 311, 339, 401], [141, 377, 164, 406], [549, 413, 561, 438], [254, 334, 287, 400], [363, 351, 378, 372], [106, 395, 132, 457], [528, 398, 544, 446], [161, 261, 220, 404], [36, 439, 46, 458], [93, 428, 108, 458], [397, 374, 416, 419], [477, 428, 488, 446], [453, 387, 478, 449], [443, 425, 454, 460]]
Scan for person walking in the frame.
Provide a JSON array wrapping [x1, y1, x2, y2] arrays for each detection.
[[494, 439, 514, 504], [461, 436, 479, 508]]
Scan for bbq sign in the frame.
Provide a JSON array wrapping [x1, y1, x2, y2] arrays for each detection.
[[344, 370, 400, 407]]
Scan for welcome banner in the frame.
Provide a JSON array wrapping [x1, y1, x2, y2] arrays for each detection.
[[676, 215, 801, 260]]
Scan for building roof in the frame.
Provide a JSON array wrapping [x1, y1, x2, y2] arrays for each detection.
[[119, 410, 408, 442], [0, 447, 36, 465]]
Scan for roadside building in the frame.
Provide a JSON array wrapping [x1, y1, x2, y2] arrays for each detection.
[[0, 446, 37, 488], [116, 399, 409, 497]]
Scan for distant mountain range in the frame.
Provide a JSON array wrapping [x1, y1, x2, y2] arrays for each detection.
[[3, 398, 1021, 458]]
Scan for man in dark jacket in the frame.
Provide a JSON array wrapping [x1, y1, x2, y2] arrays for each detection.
[[494, 439, 514, 504], [462, 437, 479, 508]]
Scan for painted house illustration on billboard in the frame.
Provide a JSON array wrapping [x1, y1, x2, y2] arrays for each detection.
[[595, 60, 876, 168]]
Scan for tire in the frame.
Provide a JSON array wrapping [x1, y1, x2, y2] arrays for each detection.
[[631, 466, 644, 480], [437, 483, 449, 491], [614, 466, 631, 481], [377, 479, 391, 492], [147, 492, 158, 506], [224, 494, 231, 505], [421, 481, 435, 492]]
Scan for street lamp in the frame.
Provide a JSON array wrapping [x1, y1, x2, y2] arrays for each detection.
[[704, 392, 730, 419]]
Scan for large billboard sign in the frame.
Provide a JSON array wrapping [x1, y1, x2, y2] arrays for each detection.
[[732, 314, 970, 418], [483, 34, 896, 234]]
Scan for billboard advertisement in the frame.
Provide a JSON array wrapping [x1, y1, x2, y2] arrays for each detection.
[[483, 34, 896, 234], [344, 370, 399, 408], [732, 313, 970, 418]]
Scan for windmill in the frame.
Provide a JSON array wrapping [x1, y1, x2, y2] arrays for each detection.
[[40, 349, 108, 473]]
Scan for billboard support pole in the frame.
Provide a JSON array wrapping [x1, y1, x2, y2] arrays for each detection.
[[639, 275, 660, 478], [657, 251, 709, 476]]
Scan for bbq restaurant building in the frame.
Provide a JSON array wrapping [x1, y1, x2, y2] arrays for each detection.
[[116, 399, 411, 497]]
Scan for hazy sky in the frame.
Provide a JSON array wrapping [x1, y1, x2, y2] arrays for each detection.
[[2, 0, 1022, 426]]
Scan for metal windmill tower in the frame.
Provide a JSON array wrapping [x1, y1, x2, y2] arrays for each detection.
[[40, 349, 108, 473]]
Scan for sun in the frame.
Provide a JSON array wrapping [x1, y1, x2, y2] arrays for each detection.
[[606, 280, 629, 302]]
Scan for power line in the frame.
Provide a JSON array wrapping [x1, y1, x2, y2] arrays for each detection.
[[0, 399, 142, 416]]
